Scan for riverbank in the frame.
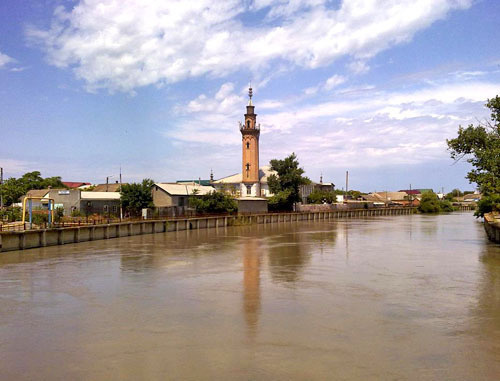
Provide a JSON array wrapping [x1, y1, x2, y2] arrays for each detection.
[[0, 207, 415, 253], [484, 213, 500, 243]]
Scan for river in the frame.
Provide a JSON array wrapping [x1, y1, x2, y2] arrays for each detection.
[[0, 212, 499, 380]]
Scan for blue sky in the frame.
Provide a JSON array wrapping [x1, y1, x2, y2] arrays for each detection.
[[1, 0, 499, 192]]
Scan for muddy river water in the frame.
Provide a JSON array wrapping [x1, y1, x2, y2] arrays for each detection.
[[0, 212, 499, 380]]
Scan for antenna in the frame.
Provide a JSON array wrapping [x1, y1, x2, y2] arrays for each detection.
[[248, 81, 253, 105]]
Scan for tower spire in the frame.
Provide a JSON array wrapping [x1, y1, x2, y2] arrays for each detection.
[[248, 83, 253, 106]]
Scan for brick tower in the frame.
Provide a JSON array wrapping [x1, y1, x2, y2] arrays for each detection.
[[240, 86, 261, 197]]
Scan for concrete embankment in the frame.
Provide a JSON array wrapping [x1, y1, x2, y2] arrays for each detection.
[[0, 207, 415, 253], [484, 213, 500, 243]]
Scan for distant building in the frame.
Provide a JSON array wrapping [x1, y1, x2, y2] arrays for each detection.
[[463, 193, 481, 202], [92, 182, 125, 192], [22, 189, 120, 216], [62, 181, 91, 189], [399, 188, 434, 195], [212, 165, 276, 197], [363, 191, 415, 206], [299, 176, 335, 203], [177, 180, 212, 186], [152, 183, 215, 208]]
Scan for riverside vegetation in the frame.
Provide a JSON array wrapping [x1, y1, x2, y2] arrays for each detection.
[[447, 95, 500, 217]]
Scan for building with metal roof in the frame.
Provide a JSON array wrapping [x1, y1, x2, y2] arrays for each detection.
[[152, 183, 215, 208]]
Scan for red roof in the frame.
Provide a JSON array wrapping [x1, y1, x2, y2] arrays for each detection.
[[399, 189, 420, 195], [62, 181, 91, 189]]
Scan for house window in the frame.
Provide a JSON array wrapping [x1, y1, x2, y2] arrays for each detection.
[[112, 206, 117, 213], [103, 205, 108, 212], [179, 197, 185, 207], [246, 185, 252, 195]]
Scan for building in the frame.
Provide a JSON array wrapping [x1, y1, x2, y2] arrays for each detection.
[[177, 179, 212, 186], [212, 165, 276, 197], [22, 189, 121, 216], [62, 181, 91, 189], [299, 175, 335, 203], [363, 191, 410, 206], [91, 182, 124, 192], [463, 193, 481, 202], [238, 86, 262, 197], [152, 183, 215, 208]]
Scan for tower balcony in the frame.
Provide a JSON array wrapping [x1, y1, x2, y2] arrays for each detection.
[[239, 122, 261, 132]]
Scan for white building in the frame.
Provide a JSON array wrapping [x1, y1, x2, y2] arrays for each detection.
[[212, 165, 276, 197]]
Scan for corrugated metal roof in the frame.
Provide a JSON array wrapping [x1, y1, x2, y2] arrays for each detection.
[[92, 183, 124, 192], [364, 192, 408, 202], [81, 192, 121, 200], [24, 189, 50, 199], [176, 180, 212, 186], [155, 183, 215, 196]]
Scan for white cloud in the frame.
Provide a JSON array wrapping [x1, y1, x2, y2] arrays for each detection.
[[347, 60, 370, 74], [167, 79, 498, 173], [323, 74, 347, 90], [0, 52, 14, 68], [27, 0, 472, 92]]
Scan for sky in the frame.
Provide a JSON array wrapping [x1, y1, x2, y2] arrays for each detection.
[[0, 0, 499, 192]]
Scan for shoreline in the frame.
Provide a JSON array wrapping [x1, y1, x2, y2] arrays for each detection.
[[0, 207, 416, 253]]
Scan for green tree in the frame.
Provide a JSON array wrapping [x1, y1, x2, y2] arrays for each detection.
[[268, 153, 310, 211], [0, 171, 67, 206], [418, 192, 442, 213], [0, 177, 25, 206], [347, 190, 362, 200], [445, 188, 463, 201], [120, 179, 154, 217], [447, 96, 500, 196], [419, 191, 456, 213], [475, 194, 500, 217], [307, 190, 337, 204], [189, 191, 237, 214], [42, 176, 66, 189]]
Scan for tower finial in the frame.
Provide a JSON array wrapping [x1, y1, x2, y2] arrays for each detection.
[[248, 83, 253, 106]]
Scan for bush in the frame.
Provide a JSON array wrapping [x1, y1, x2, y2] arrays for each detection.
[[307, 190, 337, 204], [189, 191, 237, 214], [475, 194, 500, 218], [31, 212, 48, 226], [439, 200, 455, 212], [268, 189, 292, 212], [0, 207, 22, 222], [418, 192, 441, 213], [419, 192, 458, 213], [71, 209, 84, 217]]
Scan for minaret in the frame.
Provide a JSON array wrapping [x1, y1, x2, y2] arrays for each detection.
[[240, 86, 261, 197]]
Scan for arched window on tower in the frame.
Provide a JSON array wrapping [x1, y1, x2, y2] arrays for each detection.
[[246, 141, 250, 149], [247, 120, 250, 129]]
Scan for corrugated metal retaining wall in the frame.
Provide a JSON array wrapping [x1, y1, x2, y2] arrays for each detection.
[[0, 207, 415, 253]]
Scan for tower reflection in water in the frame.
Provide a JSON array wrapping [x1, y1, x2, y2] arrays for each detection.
[[242, 238, 261, 337]]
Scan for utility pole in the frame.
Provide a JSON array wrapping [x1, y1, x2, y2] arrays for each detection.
[[345, 170, 349, 201], [119, 167, 123, 220]]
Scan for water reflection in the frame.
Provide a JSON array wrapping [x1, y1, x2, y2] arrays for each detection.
[[267, 225, 312, 284], [1, 213, 499, 380], [242, 239, 261, 336]]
